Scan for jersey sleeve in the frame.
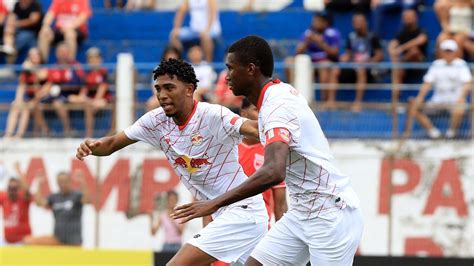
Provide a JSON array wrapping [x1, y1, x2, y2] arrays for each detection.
[[260, 101, 300, 146], [209, 105, 245, 145], [124, 111, 159, 144]]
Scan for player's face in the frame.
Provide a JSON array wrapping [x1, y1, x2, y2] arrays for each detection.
[[57, 174, 71, 193], [154, 74, 194, 117], [240, 104, 258, 120], [225, 53, 252, 97]]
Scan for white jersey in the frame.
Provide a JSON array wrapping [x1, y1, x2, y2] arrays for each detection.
[[424, 58, 472, 104], [125, 101, 263, 218], [257, 80, 360, 220], [188, 0, 221, 36]]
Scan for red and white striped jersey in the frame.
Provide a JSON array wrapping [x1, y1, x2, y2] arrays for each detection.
[[125, 101, 265, 218], [257, 80, 360, 220]]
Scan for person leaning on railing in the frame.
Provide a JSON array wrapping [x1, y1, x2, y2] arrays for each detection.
[[4, 47, 47, 139], [403, 39, 473, 139]]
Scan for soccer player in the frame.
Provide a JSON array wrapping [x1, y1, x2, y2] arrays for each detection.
[[172, 35, 363, 265], [75, 58, 268, 265], [239, 98, 287, 222]]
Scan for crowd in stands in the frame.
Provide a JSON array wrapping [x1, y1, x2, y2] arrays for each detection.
[[0, 0, 473, 139]]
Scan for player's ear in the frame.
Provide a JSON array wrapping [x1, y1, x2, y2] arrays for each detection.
[[248, 63, 256, 76], [186, 84, 194, 96]]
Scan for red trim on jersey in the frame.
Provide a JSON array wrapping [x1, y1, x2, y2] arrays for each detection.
[[256, 79, 281, 111], [265, 128, 290, 145], [178, 100, 198, 131], [230, 116, 239, 125]]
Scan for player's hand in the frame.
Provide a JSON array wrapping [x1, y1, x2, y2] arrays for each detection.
[[76, 139, 103, 161], [170, 200, 219, 224]]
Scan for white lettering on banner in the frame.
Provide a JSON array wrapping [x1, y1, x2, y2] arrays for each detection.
[[0, 139, 472, 256]]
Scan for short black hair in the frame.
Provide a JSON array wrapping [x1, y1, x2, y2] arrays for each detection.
[[314, 11, 333, 25], [161, 45, 182, 60], [241, 98, 252, 109], [153, 58, 199, 90], [228, 35, 274, 77]]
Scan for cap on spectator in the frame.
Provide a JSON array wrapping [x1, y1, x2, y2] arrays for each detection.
[[86, 47, 102, 57], [440, 40, 458, 51]]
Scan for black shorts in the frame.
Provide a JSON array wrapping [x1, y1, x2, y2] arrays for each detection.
[[52, 29, 86, 45]]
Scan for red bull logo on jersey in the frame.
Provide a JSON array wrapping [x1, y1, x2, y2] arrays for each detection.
[[173, 155, 211, 173], [191, 132, 204, 146]]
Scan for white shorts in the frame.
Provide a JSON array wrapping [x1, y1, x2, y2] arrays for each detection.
[[251, 207, 363, 266], [188, 203, 268, 264]]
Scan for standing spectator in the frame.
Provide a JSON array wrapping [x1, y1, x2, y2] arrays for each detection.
[[388, 9, 428, 103], [4, 47, 47, 139], [170, 0, 221, 63], [335, 13, 384, 112], [0, 0, 42, 64], [403, 40, 472, 139], [40, 42, 85, 136], [68, 47, 110, 138], [0, 169, 32, 244], [286, 12, 341, 108], [38, 0, 92, 62], [150, 191, 184, 253], [238, 99, 288, 223], [187, 45, 215, 102], [25, 171, 90, 246], [146, 45, 182, 111]]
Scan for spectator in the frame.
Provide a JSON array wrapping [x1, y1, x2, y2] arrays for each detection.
[[371, 0, 422, 37], [146, 45, 182, 111], [0, 0, 8, 54], [38, 0, 92, 62], [125, 0, 155, 10], [40, 42, 85, 136], [170, 0, 221, 62], [335, 13, 384, 112], [388, 9, 428, 103], [403, 40, 472, 139], [150, 191, 184, 253], [187, 45, 215, 102], [0, 173, 32, 244], [66, 47, 110, 138], [436, 0, 472, 58], [0, 0, 42, 64], [285, 12, 341, 108], [25, 171, 90, 246], [4, 47, 47, 139], [103, 0, 127, 9]]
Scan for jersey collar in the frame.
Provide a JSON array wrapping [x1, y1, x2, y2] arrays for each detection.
[[257, 79, 280, 111], [178, 100, 198, 131]]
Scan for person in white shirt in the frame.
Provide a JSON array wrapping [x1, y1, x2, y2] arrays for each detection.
[[403, 39, 472, 139], [170, 0, 221, 63], [75, 58, 268, 265], [172, 35, 363, 266], [187, 45, 216, 102]]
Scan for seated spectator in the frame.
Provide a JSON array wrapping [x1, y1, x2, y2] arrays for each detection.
[[38, 0, 92, 62], [187, 44, 216, 102], [150, 191, 184, 253], [0, 0, 42, 64], [285, 12, 341, 108], [403, 40, 472, 139], [335, 13, 384, 112], [4, 47, 47, 139], [436, 0, 472, 58], [103, 0, 127, 9], [0, 173, 32, 244], [68, 47, 110, 138], [170, 0, 220, 62], [371, 0, 422, 38], [25, 171, 90, 246], [39, 42, 85, 136], [388, 9, 428, 103], [125, 0, 155, 10], [146, 45, 182, 111]]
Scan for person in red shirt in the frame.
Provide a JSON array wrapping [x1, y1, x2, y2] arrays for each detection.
[[238, 98, 287, 223], [0, 0, 9, 51], [38, 0, 92, 61], [0, 176, 32, 244]]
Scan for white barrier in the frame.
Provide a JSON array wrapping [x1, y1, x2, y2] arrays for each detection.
[[116, 53, 135, 132], [294, 54, 314, 103]]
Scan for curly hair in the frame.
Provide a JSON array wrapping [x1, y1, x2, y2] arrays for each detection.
[[228, 35, 274, 77], [153, 58, 199, 90]]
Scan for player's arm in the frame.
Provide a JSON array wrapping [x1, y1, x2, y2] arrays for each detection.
[[272, 186, 288, 221], [172, 141, 288, 223], [239, 119, 259, 140], [76, 132, 137, 160]]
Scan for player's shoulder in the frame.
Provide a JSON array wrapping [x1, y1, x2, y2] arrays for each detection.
[[264, 81, 299, 103]]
